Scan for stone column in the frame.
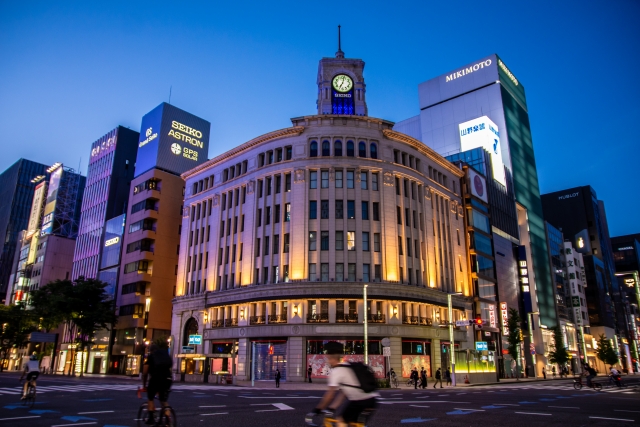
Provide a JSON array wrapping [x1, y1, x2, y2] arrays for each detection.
[[236, 338, 249, 381], [390, 336, 402, 375], [431, 339, 441, 375], [288, 336, 305, 382]]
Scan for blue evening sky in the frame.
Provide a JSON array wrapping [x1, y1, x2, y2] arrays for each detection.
[[1, 1, 638, 236]]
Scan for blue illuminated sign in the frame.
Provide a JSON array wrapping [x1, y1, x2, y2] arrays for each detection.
[[475, 341, 488, 351], [188, 335, 202, 345]]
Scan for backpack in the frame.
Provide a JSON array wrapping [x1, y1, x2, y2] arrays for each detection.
[[345, 362, 377, 393]]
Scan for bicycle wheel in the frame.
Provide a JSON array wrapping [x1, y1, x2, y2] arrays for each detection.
[[593, 383, 602, 391], [573, 382, 582, 390], [392, 378, 399, 389], [406, 380, 412, 387], [137, 403, 148, 427], [159, 406, 177, 427]]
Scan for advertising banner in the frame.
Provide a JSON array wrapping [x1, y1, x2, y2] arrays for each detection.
[[41, 166, 63, 235], [306, 354, 386, 379], [401, 355, 431, 378], [26, 182, 46, 238], [468, 168, 488, 203], [459, 116, 506, 186], [135, 103, 211, 177]]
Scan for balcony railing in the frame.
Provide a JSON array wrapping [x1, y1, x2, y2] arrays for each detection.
[[336, 313, 359, 323], [212, 319, 224, 328], [268, 314, 288, 324], [250, 315, 266, 325], [307, 313, 329, 323], [403, 316, 433, 326], [367, 314, 386, 323], [224, 318, 238, 327]]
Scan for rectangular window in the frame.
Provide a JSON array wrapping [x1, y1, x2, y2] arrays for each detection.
[[321, 170, 329, 188], [397, 206, 402, 225], [372, 173, 379, 191], [347, 201, 355, 219], [241, 215, 245, 232], [275, 204, 281, 223], [336, 263, 344, 281], [321, 200, 329, 219], [309, 264, 317, 281], [413, 211, 417, 229], [310, 171, 318, 189], [309, 231, 317, 251], [321, 263, 329, 281], [265, 206, 271, 225], [273, 234, 280, 254], [321, 231, 329, 250], [285, 173, 292, 191], [374, 233, 381, 252], [362, 232, 370, 251], [398, 236, 403, 255], [347, 170, 355, 188], [336, 231, 344, 250], [275, 174, 281, 194], [374, 264, 381, 281], [309, 200, 317, 219], [335, 200, 344, 219], [372, 202, 380, 221], [414, 239, 419, 258], [360, 172, 368, 190], [257, 209, 262, 227], [266, 177, 272, 196], [406, 237, 412, 257], [256, 238, 261, 257], [361, 202, 369, 220], [335, 170, 343, 188], [347, 231, 356, 251], [395, 177, 400, 195], [285, 203, 291, 222], [348, 263, 356, 281], [284, 233, 290, 253], [363, 264, 370, 282], [405, 208, 410, 226]]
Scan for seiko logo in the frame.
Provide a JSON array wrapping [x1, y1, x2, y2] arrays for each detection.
[[558, 192, 579, 200], [334, 93, 351, 98], [446, 59, 492, 82], [498, 59, 519, 86], [618, 246, 634, 251], [105, 237, 119, 247]]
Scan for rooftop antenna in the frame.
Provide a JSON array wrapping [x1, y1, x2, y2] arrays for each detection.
[[336, 25, 344, 59], [169, 85, 172, 104]]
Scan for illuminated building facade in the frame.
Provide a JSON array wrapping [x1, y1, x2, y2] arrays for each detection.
[[171, 49, 484, 384]]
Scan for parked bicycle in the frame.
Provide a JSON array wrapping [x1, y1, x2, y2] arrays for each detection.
[[573, 377, 602, 391], [406, 378, 422, 388], [137, 387, 176, 427], [390, 372, 399, 389]]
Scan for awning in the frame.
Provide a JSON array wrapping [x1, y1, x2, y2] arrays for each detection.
[[176, 353, 206, 359]]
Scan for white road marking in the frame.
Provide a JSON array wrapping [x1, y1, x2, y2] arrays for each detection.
[[515, 412, 552, 416], [199, 405, 226, 408], [200, 412, 229, 416], [410, 405, 431, 408], [589, 416, 634, 422], [0, 416, 41, 421], [78, 411, 114, 414], [548, 406, 579, 409], [454, 408, 484, 412], [255, 409, 280, 412], [272, 403, 294, 410], [51, 423, 97, 427]]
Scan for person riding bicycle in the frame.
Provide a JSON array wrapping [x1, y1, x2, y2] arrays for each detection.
[[313, 342, 379, 427], [584, 364, 597, 387], [19, 354, 40, 400], [609, 367, 622, 387], [141, 338, 173, 425]]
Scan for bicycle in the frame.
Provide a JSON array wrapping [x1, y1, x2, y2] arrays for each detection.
[[19, 379, 36, 408], [390, 373, 399, 389], [406, 378, 422, 388], [305, 409, 375, 427], [137, 387, 176, 427], [573, 377, 602, 391], [608, 374, 625, 388]]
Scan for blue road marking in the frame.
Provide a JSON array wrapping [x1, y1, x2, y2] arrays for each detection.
[[30, 410, 59, 414], [481, 405, 504, 409], [401, 417, 436, 423], [61, 416, 97, 422], [518, 401, 537, 404], [447, 410, 475, 415]]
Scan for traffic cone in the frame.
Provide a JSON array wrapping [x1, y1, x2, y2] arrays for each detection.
[[464, 375, 470, 384]]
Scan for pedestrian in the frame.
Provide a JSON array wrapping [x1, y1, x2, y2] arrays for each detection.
[[420, 367, 427, 389], [433, 368, 443, 388], [308, 365, 313, 383], [275, 369, 281, 388], [445, 367, 452, 386], [411, 367, 419, 389], [552, 366, 556, 379]]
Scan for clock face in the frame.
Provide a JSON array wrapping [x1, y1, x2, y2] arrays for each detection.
[[332, 74, 353, 93]]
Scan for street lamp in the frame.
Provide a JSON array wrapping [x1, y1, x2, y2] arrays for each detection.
[[447, 292, 462, 386], [363, 284, 368, 364]]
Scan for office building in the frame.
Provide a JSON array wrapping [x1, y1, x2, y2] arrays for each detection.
[[72, 126, 139, 280], [170, 48, 487, 385], [0, 159, 49, 298]]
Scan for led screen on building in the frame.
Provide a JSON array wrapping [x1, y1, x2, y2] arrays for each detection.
[[26, 182, 46, 239], [135, 103, 210, 177], [459, 116, 506, 186], [100, 214, 126, 270], [41, 166, 63, 235]]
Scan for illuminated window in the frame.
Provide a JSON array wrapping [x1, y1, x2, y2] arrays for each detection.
[[309, 232, 317, 251], [347, 232, 356, 251]]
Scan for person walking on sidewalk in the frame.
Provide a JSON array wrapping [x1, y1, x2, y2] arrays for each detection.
[[275, 369, 281, 388], [445, 367, 452, 386], [420, 368, 427, 389], [433, 368, 443, 388], [308, 365, 313, 383], [552, 366, 556, 379], [410, 367, 419, 389]]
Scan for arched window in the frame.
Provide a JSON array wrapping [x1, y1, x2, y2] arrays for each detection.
[[346, 141, 355, 157], [322, 141, 330, 156], [310, 141, 318, 157], [370, 143, 378, 159], [182, 317, 199, 346], [358, 142, 367, 157], [334, 141, 343, 156]]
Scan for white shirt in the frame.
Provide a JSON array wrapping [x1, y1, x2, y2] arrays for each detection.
[[610, 368, 620, 376], [327, 363, 379, 402], [24, 360, 40, 372]]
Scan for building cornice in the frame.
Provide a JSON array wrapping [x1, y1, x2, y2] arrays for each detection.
[[181, 126, 305, 180], [382, 129, 464, 178]]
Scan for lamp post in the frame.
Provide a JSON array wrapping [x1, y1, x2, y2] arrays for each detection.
[[363, 284, 368, 364]]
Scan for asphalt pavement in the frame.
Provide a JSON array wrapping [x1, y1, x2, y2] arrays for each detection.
[[0, 373, 638, 426]]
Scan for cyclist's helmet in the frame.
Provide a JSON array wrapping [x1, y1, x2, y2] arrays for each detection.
[[29, 354, 38, 361]]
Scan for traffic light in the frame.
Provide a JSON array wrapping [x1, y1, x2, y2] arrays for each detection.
[[474, 316, 483, 329]]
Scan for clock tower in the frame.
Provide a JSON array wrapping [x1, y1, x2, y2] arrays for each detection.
[[316, 26, 367, 116]]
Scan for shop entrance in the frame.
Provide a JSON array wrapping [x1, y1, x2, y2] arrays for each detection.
[[92, 357, 102, 374], [252, 341, 287, 381]]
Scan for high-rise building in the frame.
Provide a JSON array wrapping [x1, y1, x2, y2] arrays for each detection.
[[394, 55, 556, 338], [540, 186, 629, 367], [113, 103, 210, 374], [0, 159, 49, 298], [72, 126, 139, 280]]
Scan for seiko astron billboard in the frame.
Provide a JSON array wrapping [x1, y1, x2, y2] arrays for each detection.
[[135, 103, 211, 177]]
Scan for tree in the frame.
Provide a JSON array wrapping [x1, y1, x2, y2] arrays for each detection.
[[595, 334, 619, 369], [30, 279, 74, 332], [506, 308, 522, 379], [0, 303, 38, 371], [548, 326, 571, 369]]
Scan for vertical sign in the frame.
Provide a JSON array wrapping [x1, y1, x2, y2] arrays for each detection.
[[26, 182, 46, 238], [41, 166, 63, 235], [488, 304, 496, 328], [459, 116, 506, 186], [500, 302, 509, 336]]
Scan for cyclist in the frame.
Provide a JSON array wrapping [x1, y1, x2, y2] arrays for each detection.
[[584, 364, 597, 387], [141, 339, 173, 425], [19, 354, 40, 400], [313, 342, 378, 427], [388, 368, 398, 387], [609, 367, 622, 387]]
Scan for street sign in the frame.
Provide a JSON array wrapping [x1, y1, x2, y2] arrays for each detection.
[[383, 347, 391, 357], [475, 341, 488, 351], [381, 337, 391, 347], [188, 334, 202, 345], [182, 346, 194, 353], [455, 320, 472, 327]]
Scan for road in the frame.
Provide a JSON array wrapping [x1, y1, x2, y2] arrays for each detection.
[[0, 373, 638, 426]]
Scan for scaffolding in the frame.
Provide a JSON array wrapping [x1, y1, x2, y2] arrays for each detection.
[[52, 166, 82, 238]]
